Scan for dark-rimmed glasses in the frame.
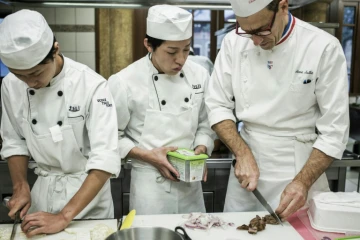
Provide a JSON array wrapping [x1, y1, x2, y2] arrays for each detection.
[[235, 12, 277, 38]]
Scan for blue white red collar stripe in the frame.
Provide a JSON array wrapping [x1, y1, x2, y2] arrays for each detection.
[[277, 13, 295, 45]]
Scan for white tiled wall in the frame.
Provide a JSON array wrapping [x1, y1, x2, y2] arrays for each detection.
[[14, 7, 96, 71]]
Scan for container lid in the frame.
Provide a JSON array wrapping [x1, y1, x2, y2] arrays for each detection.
[[167, 148, 208, 161]]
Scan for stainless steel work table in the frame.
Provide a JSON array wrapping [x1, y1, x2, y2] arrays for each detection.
[[124, 150, 360, 192]]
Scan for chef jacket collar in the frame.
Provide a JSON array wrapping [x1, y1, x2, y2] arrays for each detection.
[[48, 54, 65, 87], [147, 53, 185, 78], [276, 12, 295, 46]]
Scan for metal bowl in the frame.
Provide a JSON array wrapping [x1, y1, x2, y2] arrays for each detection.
[[106, 226, 191, 240]]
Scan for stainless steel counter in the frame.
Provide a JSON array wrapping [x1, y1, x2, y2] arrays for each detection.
[[123, 150, 360, 169]]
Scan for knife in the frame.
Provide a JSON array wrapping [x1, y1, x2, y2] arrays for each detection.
[[3, 197, 21, 239], [232, 159, 283, 226]]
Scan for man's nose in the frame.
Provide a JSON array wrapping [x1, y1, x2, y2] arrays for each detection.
[[251, 35, 264, 46]]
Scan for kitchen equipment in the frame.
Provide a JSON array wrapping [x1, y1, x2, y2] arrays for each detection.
[[308, 192, 360, 233], [231, 159, 283, 225], [120, 209, 136, 230], [105, 226, 191, 240], [167, 148, 208, 182], [2, 196, 20, 240]]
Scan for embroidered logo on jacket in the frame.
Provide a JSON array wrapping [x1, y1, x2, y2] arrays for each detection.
[[69, 105, 80, 112], [267, 61, 273, 69], [295, 70, 313, 74], [192, 84, 202, 89], [97, 98, 112, 107]]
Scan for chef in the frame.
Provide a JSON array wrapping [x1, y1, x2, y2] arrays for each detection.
[[0, 10, 120, 237], [108, 4, 215, 215], [205, 0, 349, 220]]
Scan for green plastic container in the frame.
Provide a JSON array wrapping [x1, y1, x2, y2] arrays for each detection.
[[167, 148, 208, 182]]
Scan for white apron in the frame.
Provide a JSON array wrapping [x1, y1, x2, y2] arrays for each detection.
[[129, 64, 206, 215], [224, 127, 330, 212], [23, 79, 113, 219]]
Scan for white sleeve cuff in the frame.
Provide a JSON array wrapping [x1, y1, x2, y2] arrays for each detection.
[[194, 134, 215, 156], [118, 138, 136, 159], [208, 109, 236, 127], [313, 136, 346, 159], [86, 150, 121, 178], [1, 143, 30, 160]]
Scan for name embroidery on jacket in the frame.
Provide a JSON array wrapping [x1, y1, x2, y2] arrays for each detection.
[[192, 84, 202, 89], [69, 105, 80, 112], [97, 98, 113, 107], [295, 70, 313, 74]]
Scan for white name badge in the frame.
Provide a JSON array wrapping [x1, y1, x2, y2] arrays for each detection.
[[49, 125, 63, 142]]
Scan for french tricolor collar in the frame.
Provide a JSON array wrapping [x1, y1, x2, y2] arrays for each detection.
[[276, 12, 295, 45]]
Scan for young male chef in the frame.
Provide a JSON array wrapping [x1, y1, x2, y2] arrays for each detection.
[[108, 5, 215, 214], [0, 10, 120, 237], [205, 0, 349, 220]]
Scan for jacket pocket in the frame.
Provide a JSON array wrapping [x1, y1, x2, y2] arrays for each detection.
[[67, 114, 85, 124]]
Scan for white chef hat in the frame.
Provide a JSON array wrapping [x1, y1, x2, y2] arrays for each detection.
[[0, 9, 54, 70], [147, 5, 192, 41], [229, 0, 273, 17]]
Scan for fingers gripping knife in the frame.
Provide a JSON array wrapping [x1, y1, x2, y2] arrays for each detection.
[[3, 196, 21, 240], [232, 159, 283, 225]]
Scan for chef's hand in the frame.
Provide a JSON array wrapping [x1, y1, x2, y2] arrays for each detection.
[[8, 183, 31, 219], [21, 212, 70, 238], [233, 152, 259, 191], [194, 145, 207, 155], [276, 180, 308, 221], [194, 145, 208, 182], [147, 146, 180, 182]]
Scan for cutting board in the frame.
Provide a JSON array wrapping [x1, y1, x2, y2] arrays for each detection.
[[0, 219, 117, 239], [126, 211, 304, 240]]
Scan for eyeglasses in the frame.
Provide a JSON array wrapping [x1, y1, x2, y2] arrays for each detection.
[[235, 12, 277, 38]]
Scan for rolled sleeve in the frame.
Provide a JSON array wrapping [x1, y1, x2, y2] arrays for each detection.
[[85, 81, 121, 177], [205, 34, 236, 127], [313, 39, 349, 159], [108, 75, 135, 159], [0, 79, 30, 159]]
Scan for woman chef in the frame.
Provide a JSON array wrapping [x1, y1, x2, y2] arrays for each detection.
[[0, 10, 120, 237], [108, 5, 215, 214]]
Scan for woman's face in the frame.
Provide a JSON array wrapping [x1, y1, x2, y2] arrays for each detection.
[[146, 38, 191, 75], [9, 43, 60, 89]]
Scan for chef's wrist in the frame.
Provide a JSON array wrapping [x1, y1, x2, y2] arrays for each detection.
[[291, 177, 311, 191], [13, 182, 30, 193], [60, 209, 75, 223]]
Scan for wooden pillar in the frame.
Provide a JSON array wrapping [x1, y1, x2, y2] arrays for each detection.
[[96, 9, 134, 79]]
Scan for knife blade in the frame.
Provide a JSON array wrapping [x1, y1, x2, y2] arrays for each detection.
[[10, 211, 20, 240], [232, 159, 283, 226], [252, 189, 283, 226]]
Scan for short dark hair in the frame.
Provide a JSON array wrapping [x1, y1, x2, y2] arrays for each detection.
[[145, 34, 165, 52], [266, 0, 280, 12], [38, 36, 57, 65]]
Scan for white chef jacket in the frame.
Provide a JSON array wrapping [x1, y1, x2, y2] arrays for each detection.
[[1, 56, 120, 176], [205, 17, 349, 160], [108, 54, 215, 161]]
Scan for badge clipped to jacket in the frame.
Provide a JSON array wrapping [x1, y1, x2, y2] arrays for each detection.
[[49, 125, 63, 142]]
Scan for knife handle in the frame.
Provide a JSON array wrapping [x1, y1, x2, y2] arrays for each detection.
[[3, 196, 11, 208]]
